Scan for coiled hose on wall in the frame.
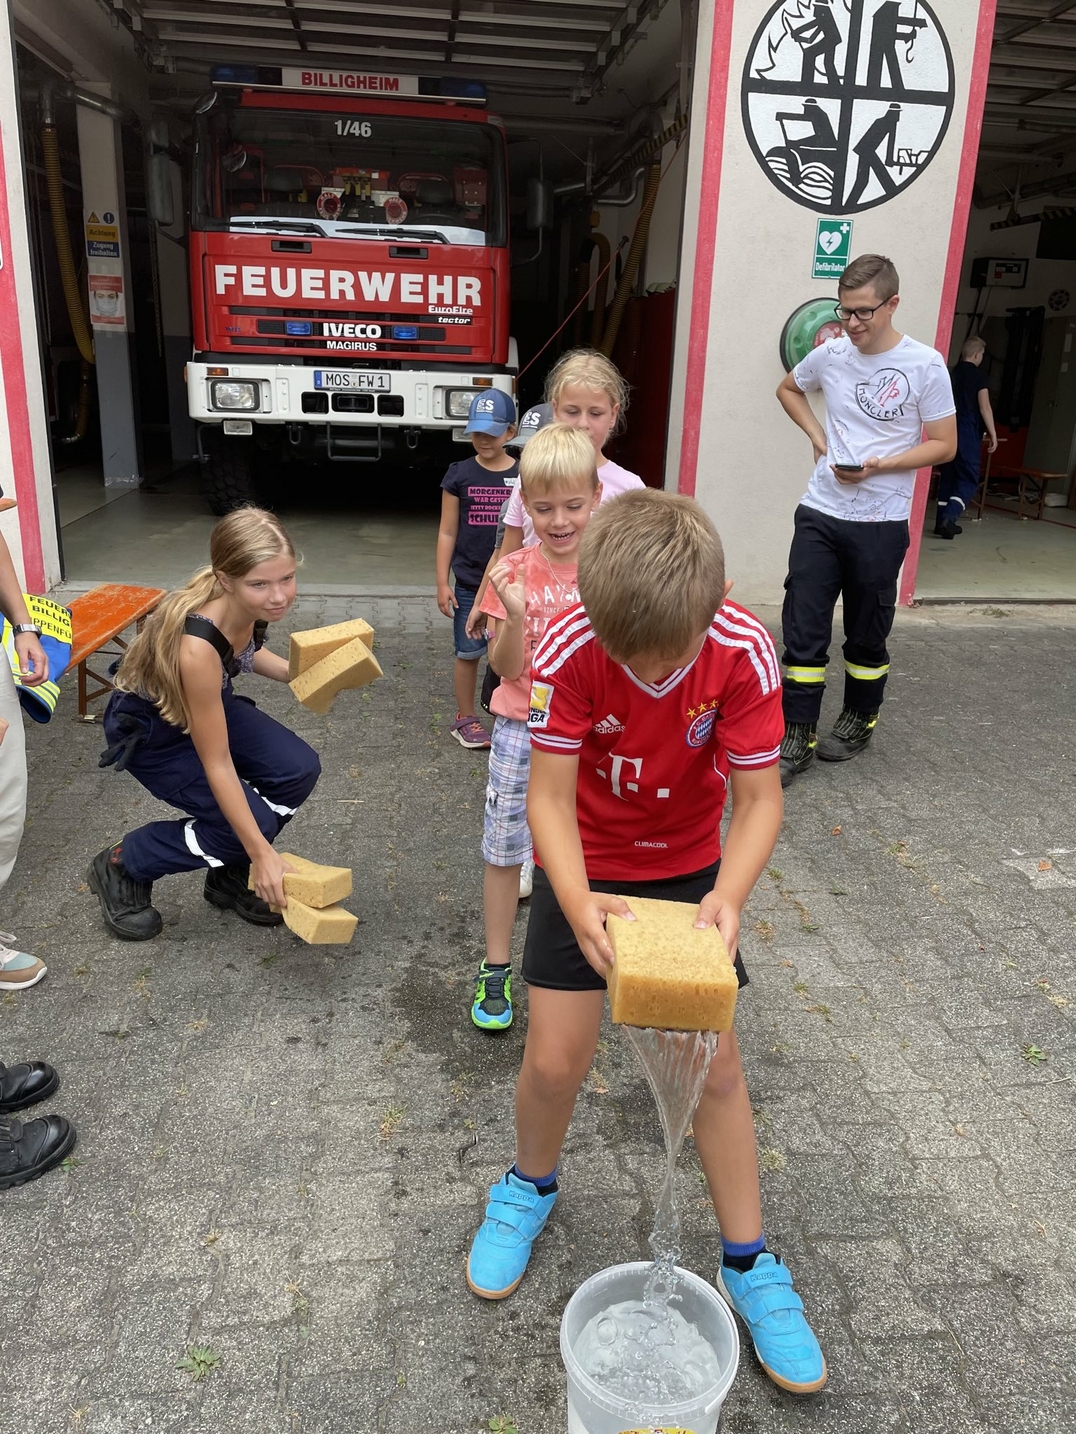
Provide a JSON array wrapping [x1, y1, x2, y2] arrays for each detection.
[[41, 119, 95, 367]]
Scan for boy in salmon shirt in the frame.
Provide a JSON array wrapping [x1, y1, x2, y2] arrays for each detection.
[[469, 424, 601, 1032]]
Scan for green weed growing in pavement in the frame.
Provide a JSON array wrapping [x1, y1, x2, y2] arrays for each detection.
[[176, 1346, 221, 1382], [767, 866, 783, 882], [1021, 1044, 1049, 1066], [489, 1419, 519, 1434], [379, 1106, 405, 1139]]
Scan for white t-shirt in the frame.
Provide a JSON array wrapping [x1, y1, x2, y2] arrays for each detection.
[[503, 458, 645, 546], [792, 334, 955, 522]]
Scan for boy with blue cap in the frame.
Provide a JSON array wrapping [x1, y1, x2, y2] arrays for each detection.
[[436, 389, 518, 748]]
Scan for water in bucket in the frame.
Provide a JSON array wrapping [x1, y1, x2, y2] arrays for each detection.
[[561, 1030, 739, 1433]]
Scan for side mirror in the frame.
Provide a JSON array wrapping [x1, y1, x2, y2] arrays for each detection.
[[526, 177, 553, 232], [146, 151, 175, 227]]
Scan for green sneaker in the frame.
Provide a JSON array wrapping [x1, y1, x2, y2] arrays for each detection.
[[472, 961, 513, 1031]]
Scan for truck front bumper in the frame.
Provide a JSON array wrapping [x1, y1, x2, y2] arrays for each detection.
[[187, 360, 515, 439]]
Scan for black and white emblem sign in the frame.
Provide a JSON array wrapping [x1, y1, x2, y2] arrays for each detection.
[[742, 0, 954, 214]]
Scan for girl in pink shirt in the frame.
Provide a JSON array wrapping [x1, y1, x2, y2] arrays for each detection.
[[467, 350, 645, 631]]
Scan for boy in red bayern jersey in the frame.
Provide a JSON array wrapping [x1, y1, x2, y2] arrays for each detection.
[[466, 490, 826, 1396]]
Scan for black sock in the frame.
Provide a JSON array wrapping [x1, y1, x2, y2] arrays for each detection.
[[509, 1164, 558, 1194], [722, 1238, 771, 1273]]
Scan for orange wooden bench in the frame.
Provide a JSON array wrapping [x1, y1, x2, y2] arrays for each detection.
[[68, 584, 166, 717]]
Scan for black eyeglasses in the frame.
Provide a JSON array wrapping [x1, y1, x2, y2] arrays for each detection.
[[834, 301, 892, 322]]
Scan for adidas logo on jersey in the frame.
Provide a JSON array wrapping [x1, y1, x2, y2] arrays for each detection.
[[593, 713, 625, 734]]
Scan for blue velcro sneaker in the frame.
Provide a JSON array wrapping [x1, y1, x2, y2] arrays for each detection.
[[466, 1172, 558, 1299], [717, 1253, 827, 1393]]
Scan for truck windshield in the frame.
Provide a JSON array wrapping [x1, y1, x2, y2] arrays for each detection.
[[193, 99, 506, 246]]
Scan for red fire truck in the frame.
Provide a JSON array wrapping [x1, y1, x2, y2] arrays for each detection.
[[186, 65, 516, 512]]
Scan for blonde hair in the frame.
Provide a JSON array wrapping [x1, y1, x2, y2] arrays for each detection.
[[961, 336, 986, 361], [545, 348, 629, 435], [116, 506, 296, 730], [519, 422, 599, 497], [579, 490, 725, 661]]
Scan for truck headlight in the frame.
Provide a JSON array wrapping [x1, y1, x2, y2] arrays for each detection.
[[210, 380, 258, 411], [446, 388, 479, 418]]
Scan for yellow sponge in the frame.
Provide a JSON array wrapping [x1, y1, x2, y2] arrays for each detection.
[[288, 618, 375, 681], [606, 897, 738, 1032], [289, 635, 382, 714], [249, 853, 352, 909], [277, 896, 358, 945]]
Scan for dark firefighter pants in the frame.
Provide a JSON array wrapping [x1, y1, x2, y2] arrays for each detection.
[[105, 686, 321, 883], [781, 504, 909, 727], [936, 428, 982, 526]]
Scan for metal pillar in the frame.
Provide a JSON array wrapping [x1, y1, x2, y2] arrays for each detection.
[[76, 96, 143, 487]]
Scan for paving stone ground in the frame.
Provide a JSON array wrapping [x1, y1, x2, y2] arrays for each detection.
[[2, 597, 1075, 1434]]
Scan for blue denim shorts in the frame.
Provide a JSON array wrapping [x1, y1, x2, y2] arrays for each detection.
[[453, 582, 487, 661]]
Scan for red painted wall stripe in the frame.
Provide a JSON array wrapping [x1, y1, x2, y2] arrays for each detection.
[[900, 0, 999, 606], [677, 0, 736, 496], [0, 118, 46, 591]]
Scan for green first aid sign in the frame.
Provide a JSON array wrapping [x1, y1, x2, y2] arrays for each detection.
[[812, 219, 852, 280]]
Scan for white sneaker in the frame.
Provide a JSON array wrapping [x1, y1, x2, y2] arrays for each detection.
[[518, 859, 534, 901], [0, 934, 48, 991]]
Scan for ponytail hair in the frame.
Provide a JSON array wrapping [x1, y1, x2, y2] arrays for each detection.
[[115, 507, 296, 730]]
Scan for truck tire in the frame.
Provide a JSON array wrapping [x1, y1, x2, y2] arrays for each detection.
[[202, 442, 255, 516]]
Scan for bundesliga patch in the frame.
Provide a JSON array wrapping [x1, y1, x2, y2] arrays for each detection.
[[528, 680, 554, 728]]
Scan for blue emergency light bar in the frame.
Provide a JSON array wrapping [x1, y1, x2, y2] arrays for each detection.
[[209, 65, 487, 103]]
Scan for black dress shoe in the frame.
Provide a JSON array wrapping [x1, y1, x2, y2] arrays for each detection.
[[0, 1114, 76, 1189], [88, 846, 163, 941], [0, 1060, 59, 1114], [204, 865, 284, 926]]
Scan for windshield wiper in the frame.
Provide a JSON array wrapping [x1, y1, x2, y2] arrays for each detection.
[[228, 218, 328, 237], [338, 225, 449, 243]]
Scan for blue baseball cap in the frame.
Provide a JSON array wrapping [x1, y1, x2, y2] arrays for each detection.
[[464, 388, 516, 436]]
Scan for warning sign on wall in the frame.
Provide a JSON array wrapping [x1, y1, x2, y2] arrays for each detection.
[[85, 211, 121, 259], [88, 273, 125, 327]]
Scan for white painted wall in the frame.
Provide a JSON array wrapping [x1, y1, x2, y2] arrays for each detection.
[[669, 0, 991, 606]]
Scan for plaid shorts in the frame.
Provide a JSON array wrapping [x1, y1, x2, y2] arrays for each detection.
[[482, 715, 533, 867]]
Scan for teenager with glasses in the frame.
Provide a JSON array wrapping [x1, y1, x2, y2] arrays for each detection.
[[774, 254, 957, 787]]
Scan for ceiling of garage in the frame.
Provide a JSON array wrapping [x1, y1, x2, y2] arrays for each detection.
[[980, 1, 1076, 206], [129, 0, 666, 96]]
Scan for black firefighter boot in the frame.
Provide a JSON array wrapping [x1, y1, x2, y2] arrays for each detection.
[[816, 705, 879, 762], [88, 845, 163, 940], [779, 723, 817, 789], [203, 865, 284, 926]]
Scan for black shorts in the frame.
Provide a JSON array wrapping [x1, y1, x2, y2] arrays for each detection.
[[522, 861, 750, 993]]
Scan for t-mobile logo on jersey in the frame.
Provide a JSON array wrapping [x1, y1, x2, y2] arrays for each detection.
[[597, 755, 671, 801]]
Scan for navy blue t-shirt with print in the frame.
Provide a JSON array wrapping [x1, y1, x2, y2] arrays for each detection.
[[441, 455, 518, 589]]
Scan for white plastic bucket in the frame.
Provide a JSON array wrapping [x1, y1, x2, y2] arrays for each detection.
[[560, 1263, 740, 1434]]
